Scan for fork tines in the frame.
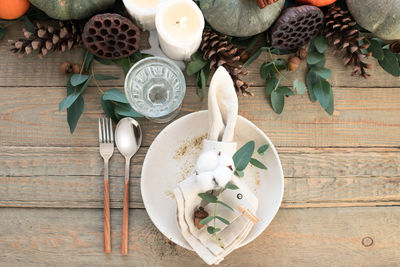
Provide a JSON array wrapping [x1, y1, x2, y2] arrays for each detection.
[[98, 117, 114, 143]]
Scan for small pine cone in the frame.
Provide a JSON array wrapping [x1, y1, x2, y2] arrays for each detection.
[[324, 5, 371, 78], [9, 21, 82, 58], [201, 28, 253, 96]]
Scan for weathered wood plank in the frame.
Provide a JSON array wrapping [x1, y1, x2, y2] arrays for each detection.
[[1, 85, 400, 147], [0, 207, 399, 266], [1, 146, 399, 208], [1, 23, 400, 89], [1, 146, 399, 178]]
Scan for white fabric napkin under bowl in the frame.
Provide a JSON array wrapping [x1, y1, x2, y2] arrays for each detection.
[[174, 67, 259, 265]]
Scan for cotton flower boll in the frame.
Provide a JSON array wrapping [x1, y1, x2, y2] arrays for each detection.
[[213, 166, 233, 188], [217, 153, 234, 170], [196, 151, 219, 173], [196, 172, 216, 192]]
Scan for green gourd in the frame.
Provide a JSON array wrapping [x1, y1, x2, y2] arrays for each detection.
[[346, 0, 400, 40], [30, 0, 116, 20], [200, 0, 285, 37]]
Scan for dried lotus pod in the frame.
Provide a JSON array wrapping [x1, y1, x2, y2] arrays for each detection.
[[271, 5, 324, 50], [82, 13, 140, 59]]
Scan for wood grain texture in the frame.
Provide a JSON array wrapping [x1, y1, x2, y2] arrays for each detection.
[[1, 207, 399, 266], [1, 86, 400, 147], [1, 23, 400, 89]]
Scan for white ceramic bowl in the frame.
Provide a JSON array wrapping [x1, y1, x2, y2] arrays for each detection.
[[141, 111, 284, 249]]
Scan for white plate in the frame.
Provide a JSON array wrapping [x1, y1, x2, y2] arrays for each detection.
[[141, 111, 284, 250]]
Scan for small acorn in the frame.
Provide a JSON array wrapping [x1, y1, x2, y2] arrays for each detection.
[[288, 56, 301, 71], [194, 207, 209, 230], [297, 47, 307, 60], [72, 64, 82, 74], [390, 41, 400, 54], [59, 61, 72, 74]]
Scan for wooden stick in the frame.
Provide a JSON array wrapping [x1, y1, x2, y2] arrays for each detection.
[[237, 205, 260, 224], [121, 178, 129, 255], [104, 177, 111, 253]]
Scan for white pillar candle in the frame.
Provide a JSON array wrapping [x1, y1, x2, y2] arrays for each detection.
[[155, 0, 205, 61], [122, 0, 166, 30]]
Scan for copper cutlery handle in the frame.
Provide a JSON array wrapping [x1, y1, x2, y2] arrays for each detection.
[[121, 160, 130, 255], [103, 160, 111, 253]]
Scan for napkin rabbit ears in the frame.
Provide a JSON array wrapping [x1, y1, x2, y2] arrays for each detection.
[[207, 66, 239, 143]]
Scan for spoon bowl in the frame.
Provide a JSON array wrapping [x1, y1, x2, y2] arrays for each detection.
[[115, 117, 142, 255]]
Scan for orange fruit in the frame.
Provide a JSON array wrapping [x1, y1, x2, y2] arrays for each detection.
[[0, 0, 30, 20], [296, 0, 336, 7]]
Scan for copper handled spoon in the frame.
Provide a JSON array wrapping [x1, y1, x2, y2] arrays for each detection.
[[115, 117, 142, 255]]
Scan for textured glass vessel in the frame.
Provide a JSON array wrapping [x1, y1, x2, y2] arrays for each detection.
[[124, 57, 186, 123]]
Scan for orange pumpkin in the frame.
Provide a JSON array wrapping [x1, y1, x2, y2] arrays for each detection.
[[296, 0, 336, 7], [0, 0, 30, 20]]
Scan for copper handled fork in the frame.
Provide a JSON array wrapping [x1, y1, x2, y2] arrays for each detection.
[[98, 117, 114, 253]]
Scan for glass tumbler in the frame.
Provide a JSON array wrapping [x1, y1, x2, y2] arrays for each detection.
[[124, 56, 186, 123]]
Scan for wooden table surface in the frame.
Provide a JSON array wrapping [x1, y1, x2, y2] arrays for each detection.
[[1, 23, 400, 266]]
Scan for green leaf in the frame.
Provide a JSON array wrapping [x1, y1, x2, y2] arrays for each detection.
[[67, 95, 84, 134], [275, 86, 294, 96], [313, 78, 331, 109], [101, 98, 116, 120], [274, 59, 287, 71], [70, 74, 89, 86], [257, 144, 269, 155], [293, 79, 306, 95], [198, 193, 217, 203], [244, 47, 268, 67], [325, 87, 334, 115], [310, 67, 332, 79], [186, 54, 207, 75], [114, 103, 142, 117], [23, 16, 34, 33], [0, 27, 5, 40], [264, 76, 279, 96], [83, 50, 94, 72], [235, 170, 244, 177], [59, 76, 92, 111], [215, 216, 230, 225], [103, 88, 129, 103], [306, 51, 324, 65], [199, 216, 214, 225], [378, 49, 400, 77], [94, 74, 119, 80], [217, 200, 234, 211], [313, 35, 328, 54], [225, 182, 239, 190], [94, 56, 113, 65], [250, 158, 267, 169], [271, 90, 284, 114], [270, 48, 298, 55], [200, 68, 206, 101], [232, 141, 255, 171], [113, 57, 131, 75], [306, 71, 318, 102], [260, 62, 274, 80], [368, 38, 384, 61], [207, 226, 220, 234]]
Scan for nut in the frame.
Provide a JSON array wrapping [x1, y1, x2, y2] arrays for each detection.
[[297, 47, 307, 60], [194, 208, 209, 229], [72, 64, 82, 74], [59, 61, 72, 74], [390, 41, 400, 54], [288, 56, 301, 71]]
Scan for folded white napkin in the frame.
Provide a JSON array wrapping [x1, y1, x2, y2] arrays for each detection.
[[174, 67, 259, 265]]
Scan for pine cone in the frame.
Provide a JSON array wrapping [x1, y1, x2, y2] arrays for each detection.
[[324, 5, 372, 78], [9, 21, 82, 58], [201, 28, 253, 96]]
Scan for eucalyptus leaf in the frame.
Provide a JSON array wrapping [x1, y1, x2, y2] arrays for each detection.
[[113, 57, 131, 75], [313, 78, 331, 109], [60, 76, 92, 110], [0, 27, 5, 40], [325, 87, 334, 115], [260, 62, 274, 80], [70, 74, 89, 86], [217, 200, 234, 211], [94, 56, 113, 65], [250, 158, 267, 169], [313, 35, 328, 54], [114, 103, 142, 117], [270, 48, 298, 55], [257, 144, 269, 155], [368, 38, 384, 61], [225, 182, 239, 190], [293, 79, 306, 95], [275, 86, 294, 96], [215, 216, 230, 225], [274, 59, 287, 71], [310, 67, 332, 79], [306, 51, 324, 65], [306, 71, 318, 102], [198, 193, 217, 203], [378, 49, 400, 77], [232, 141, 255, 171], [199, 216, 214, 225], [200, 68, 206, 100], [244, 47, 268, 67], [271, 90, 284, 114], [207, 226, 220, 234], [94, 74, 119, 80], [83, 50, 94, 72], [101, 98, 116, 120], [67, 95, 84, 134], [102, 88, 129, 103], [235, 170, 244, 177], [186, 55, 207, 75], [264, 76, 279, 96]]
